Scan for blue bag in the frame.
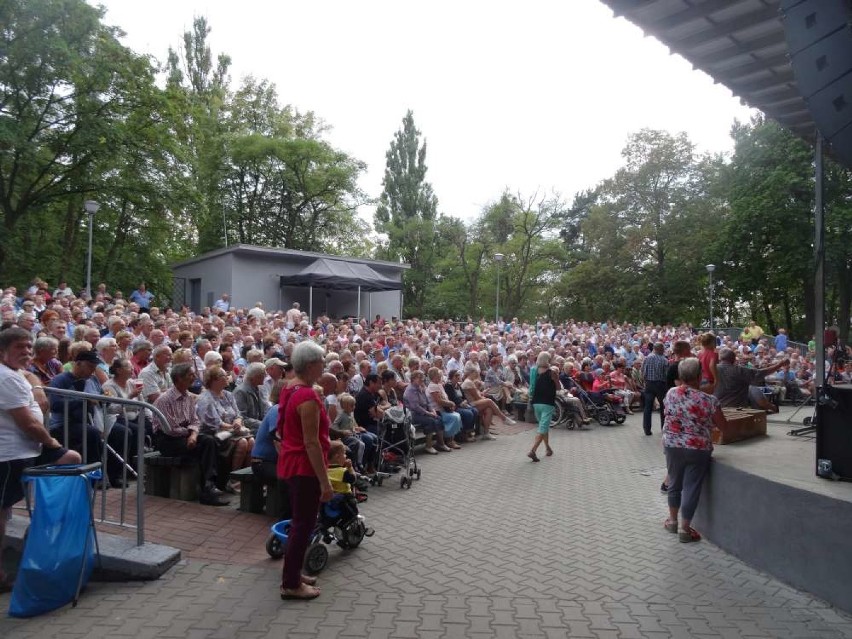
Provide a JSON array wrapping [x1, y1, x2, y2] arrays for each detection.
[[9, 470, 97, 618]]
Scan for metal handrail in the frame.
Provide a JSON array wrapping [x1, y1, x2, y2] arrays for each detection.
[[42, 386, 171, 546]]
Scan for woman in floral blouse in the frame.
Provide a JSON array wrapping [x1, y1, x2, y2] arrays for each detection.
[[662, 357, 728, 543]]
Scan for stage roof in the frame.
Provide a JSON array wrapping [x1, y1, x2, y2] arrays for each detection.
[[599, 0, 816, 141]]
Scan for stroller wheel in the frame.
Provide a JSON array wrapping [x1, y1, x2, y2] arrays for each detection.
[[266, 533, 285, 559], [400, 476, 408, 489], [597, 413, 612, 426], [304, 542, 329, 575], [377, 476, 384, 487], [416, 469, 422, 480], [614, 414, 626, 424]]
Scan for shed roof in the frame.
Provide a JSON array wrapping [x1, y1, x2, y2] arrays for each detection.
[[171, 244, 410, 271]]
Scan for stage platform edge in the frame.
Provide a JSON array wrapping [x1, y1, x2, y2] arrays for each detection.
[[695, 425, 852, 615]]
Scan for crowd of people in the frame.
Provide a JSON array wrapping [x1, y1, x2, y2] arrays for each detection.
[[1, 277, 850, 596]]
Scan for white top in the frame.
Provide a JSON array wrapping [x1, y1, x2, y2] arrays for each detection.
[[0, 364, 42, 461], [139, 363, 172, 402]]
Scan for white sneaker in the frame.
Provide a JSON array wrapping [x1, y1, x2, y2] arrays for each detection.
[[481, 433, 497, 441], [503, 417, 517, 425], [424, 447, 438, 455]]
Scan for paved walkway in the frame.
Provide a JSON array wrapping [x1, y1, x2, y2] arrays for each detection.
[[2, 414, 852, 638]]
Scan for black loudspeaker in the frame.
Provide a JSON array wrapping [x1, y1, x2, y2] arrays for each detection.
[[816, 384, 852, 480], [782, 0, 852, 169]]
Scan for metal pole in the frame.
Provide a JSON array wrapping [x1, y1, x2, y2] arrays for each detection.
[[86, 212, 94, 298], [357, 285, 361, 322], [496, 261, 500, 325], [814, 134, 825, 392], [309, 286, 313, 323], [709, 270, 714, 332]]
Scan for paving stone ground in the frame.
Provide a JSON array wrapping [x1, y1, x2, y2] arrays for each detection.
[[2, 414, 851, 638]]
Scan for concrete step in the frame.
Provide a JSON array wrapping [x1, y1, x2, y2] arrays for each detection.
[[3, 516, 181, 582]]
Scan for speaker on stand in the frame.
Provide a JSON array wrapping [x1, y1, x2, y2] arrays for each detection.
[[815, 385, 852, 480]]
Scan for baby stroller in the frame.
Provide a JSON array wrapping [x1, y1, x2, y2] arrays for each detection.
[[265, 497, 373, 573], [371, 405, 421, 489], [573, 385, 627, 426]]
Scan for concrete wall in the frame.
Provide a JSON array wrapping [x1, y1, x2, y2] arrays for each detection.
[[695, 460, 852, 615], [172, 253, 234, 313]]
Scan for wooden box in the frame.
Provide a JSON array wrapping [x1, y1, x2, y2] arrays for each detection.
[[713, 408, 768, 445]]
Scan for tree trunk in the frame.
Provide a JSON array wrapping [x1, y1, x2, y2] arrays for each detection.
[[100, 199, 130, 282], [781, 290, 794, 336], [761, 293, 776, 335], [58, 199, 83, 281]]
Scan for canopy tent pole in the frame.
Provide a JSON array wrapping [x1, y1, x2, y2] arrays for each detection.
[[357, 286, 361, 322], [369, 293, 372, 323], [309, 286, 313, 323]]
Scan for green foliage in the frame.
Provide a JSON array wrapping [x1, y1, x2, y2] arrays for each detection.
[[0, 4, 372, 301], [375, 111, 441, 317]]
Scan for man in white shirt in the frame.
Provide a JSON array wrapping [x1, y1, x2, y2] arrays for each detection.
[[0, 327, 80, 590], [213, 294, 230, 313], [139, 345, 173, 404]]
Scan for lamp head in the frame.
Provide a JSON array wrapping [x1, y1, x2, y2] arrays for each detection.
[[84, 200, 100, 215], [494, 253, 504, 263], [705, 264, 716, 273]]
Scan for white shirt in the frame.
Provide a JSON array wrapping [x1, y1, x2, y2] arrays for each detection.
[[0, 364, 42, 462], [139, 363, 172, 402]]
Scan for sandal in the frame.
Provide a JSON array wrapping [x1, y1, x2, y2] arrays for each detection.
[[663, 519, 678, 534], [678, 526, 701, 543], [300, 574, 318, 586], [527, 451, 540, 462], [545, 448, 553, 457], [280, 584, 321, 600]]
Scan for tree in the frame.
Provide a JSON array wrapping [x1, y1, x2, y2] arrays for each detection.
[[0, 0, 164, 282], [165, 16, 231, 253], [375, 111, 440, 317]]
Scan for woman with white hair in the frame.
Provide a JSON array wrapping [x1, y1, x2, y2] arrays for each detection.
[[527, 351, 559, 461], [277, 340, 332, 600]]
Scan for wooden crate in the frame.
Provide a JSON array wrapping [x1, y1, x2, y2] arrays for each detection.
[[713, 408, 768, 445]]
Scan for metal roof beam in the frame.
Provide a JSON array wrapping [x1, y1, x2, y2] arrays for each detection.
[[689, 32, 785, 68], [669, 4, 781, 49], [649, 0, 750, 31], [724, 52, 791, 81], [730, 68, 795, 92]]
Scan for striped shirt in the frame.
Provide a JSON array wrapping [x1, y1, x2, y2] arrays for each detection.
[[153, 386, 200, 437], [642, 353, 669, 383]]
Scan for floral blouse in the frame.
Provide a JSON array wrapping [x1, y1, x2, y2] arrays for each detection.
[[662, 385, 718, 451], [196, 389, 241, 435]]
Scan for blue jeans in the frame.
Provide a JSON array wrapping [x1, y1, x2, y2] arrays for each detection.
[[456, 407, 477, 432]]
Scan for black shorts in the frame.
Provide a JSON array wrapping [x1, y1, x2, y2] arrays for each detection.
[[0, 446, 69, 510]]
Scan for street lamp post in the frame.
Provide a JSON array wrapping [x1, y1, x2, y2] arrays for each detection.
[[84, 200, 100, 298], [494, 253, 504, 325], [706, 263, 716, 332]]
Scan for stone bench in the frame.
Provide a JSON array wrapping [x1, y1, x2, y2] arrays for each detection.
[[143, 451, 199, 502], [229, 467, 289, 518]]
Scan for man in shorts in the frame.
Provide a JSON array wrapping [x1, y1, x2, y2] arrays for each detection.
[[0, 327, 80, 591]]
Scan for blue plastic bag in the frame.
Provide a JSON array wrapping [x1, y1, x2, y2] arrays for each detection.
[[9, 472, 97, 618]]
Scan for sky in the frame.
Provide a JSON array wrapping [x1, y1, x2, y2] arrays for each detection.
[[94, 0, 756, 222]]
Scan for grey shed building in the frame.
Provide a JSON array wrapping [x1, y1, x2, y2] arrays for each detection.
[[171, 245, 409, 320]]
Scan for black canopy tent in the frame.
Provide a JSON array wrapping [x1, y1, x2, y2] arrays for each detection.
[[279, 257, 402, 320]]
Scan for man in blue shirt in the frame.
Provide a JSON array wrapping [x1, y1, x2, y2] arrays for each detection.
[[129, 283, 154, 311]]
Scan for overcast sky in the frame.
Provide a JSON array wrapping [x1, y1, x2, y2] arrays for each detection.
[[94, 0, 755, 222]]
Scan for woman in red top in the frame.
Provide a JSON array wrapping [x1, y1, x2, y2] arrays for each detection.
[[697, 333, 718, 394], [277, 340, 333, 600]]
